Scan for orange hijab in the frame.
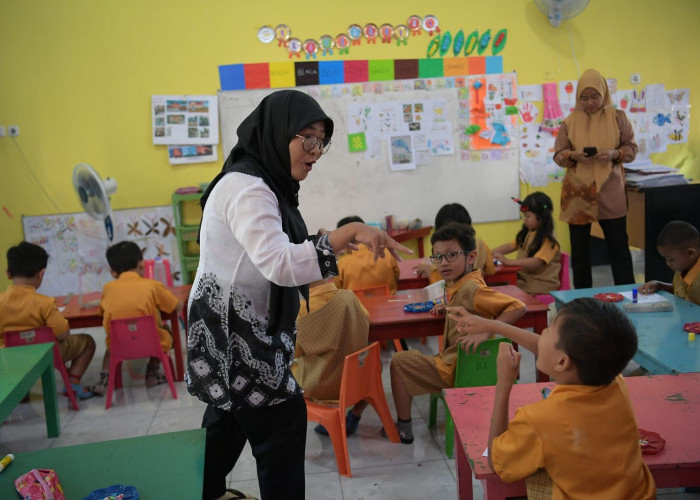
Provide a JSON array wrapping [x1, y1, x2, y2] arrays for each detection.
[[564, 69, 620, 191]]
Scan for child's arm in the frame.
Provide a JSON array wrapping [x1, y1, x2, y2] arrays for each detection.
[[488, 342, 520, 469], [639, 280, 673, 295], [492, 242, 516, 257], [447, 307, 540, 355], [496, 255, 545, 271], [46, 300, 70, 340], [459, 305, 526, 352]]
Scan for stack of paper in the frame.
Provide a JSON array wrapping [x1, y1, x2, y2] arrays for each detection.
[[624, 161, 688, 188]]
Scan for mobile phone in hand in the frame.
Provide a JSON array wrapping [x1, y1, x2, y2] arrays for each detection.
[[583, 146, 598, 157]]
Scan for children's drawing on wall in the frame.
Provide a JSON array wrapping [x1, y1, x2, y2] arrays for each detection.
[[151, 95, 219, 146], [466, 73, 518, 150], [168, 144, 218, 165], [389, 135, 415, 171]]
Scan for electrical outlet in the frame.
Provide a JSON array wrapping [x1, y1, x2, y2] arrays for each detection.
[[0, 126, 5, 138], [630, 73, 641, 85], [8, 125, 20, 137]]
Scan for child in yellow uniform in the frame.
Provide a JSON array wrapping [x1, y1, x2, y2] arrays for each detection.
[[492, 192, 561, 295], [0, 242, 96, 399], [387, 222, 526, 443], [88, 241, 183, 394], [334, 216, 400, 294], [449, 298, 656, 499], [639, 220, 700, 305]]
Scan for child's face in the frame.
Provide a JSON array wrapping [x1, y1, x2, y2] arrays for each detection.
[[657, 244, 698, 273], [536, 316, 568, 379], [431, 239, 476, 282], [522, 211, 540, 231]]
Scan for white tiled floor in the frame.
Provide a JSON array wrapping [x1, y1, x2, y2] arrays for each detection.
[[2, 260, 699, 499]]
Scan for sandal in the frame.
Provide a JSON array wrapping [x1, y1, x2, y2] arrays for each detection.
[[226, 488, 258, 500]]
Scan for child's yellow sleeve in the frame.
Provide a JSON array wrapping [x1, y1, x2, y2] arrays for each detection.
[[154, 282, 179, 314], [490, 407, 545, 483]]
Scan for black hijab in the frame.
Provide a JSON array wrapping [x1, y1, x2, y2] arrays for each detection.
[[199, 90, 334, 334]]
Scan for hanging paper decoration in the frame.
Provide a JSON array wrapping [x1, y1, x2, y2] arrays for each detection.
[[422, 15, 440, 36], [394, 24, 409, 45], [319, 35, 334, 56], [407, 15, 423, 36], [453, 30, 465, 56], [439, 31, 452, 57], [287, 37, 302, 58], [464, 30, 479, 56], [465, 124, 482, 135], [335, 33, 350, 55], [363, 23, 379, 44], [541, 82, 564, 134], [380, 23, 394, 43], [426, 34, 440, 58], [303, 39, 319, 60], [492, 28, 507, 55], [477, 29, 491, 55], [258, 25, 275, 44], [348, 24, 363, 46], [275, 24, 291, 47]]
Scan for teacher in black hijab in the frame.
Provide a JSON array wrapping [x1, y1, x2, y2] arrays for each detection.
[[188, 90, 410, 500]]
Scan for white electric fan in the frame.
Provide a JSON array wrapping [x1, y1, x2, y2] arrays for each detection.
[[72, 163, 118, 241], [534, 0, 589, 27]]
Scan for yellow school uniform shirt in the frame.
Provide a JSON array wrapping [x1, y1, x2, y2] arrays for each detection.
[[428, 238, 496, 284], [0, 284, 69, 347], [673, 256, 700, 305], [334, 244, 400, 294], [515, 231, 561, 295], [100, 271, 179, 352], [491, 375, 656, 499]]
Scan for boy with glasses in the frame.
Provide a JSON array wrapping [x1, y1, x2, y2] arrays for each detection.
[[385, 222, 526, 443]]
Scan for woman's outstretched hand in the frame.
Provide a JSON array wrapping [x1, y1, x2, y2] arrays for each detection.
[[328, 222, 413, 261]]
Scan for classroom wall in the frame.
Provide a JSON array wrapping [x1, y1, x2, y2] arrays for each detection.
[[2, 0, 699, 289]]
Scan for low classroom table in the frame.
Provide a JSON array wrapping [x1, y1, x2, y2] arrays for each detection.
[[445, 373, 700, 499], [0, 429, 205, 499], [552, 285, 700, 374], [389, 226, 433, 258], [0, 343, 60, 438], [397, 258, 520, 290], [57, 285, 192, 381]]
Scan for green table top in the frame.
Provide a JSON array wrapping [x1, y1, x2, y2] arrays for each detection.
[[0, 343, 54, 422]]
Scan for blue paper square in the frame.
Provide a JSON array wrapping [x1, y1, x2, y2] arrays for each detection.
[[319, 61, 345, 85], [219, 64, 245, 90], [485, 56, 503, 74]]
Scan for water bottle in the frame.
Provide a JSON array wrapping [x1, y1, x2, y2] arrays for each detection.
[[153, 257, 168, 286]]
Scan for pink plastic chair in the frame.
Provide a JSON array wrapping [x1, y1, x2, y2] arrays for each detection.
[[4, 327, 80, 410], [143, 258, 174, 287], [105, 316, 177, 409], [534, 252, 571, 305]]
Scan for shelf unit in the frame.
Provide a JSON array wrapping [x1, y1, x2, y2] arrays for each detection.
[[171, 192, 202, 284]]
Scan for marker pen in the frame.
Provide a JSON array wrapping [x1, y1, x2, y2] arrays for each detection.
[[632, 288, 638, 303]]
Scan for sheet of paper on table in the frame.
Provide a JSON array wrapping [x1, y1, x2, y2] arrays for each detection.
[[620, 291, 669, 304]]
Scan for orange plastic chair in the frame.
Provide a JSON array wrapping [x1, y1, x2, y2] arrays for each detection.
[[4, 327, 80, 411], [352, 285, 403, 351], [305, 342, 400, 477], [105, 316, 177, 409], [534, 252, 571, 306]]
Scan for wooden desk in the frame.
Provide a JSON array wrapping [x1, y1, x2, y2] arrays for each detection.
[[0, 343, 60, 438], [0, 429, 205, 498], [397, 258, 520, 291], [446, 373, 700, 499], [389, 226, 433, 258], [58, 285, 191, 381], [552, 285, 700, 375]]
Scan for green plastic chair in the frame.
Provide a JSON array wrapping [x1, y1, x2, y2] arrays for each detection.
[[428, 337, 512, 458]]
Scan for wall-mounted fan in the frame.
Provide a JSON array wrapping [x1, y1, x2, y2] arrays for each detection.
[[72, 163, 118, 241], [534, 0, 589, 27]]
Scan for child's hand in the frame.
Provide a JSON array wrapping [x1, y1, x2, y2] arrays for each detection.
[[639, 281, 658, 294], [459, 332, 490, 354], [447, 307, 493, 334], [413, 262, 434, 277], [496, 342, 520, 385], [431, 301, 447, 315]]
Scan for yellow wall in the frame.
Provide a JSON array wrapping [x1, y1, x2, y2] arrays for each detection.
[[1, 0, 699, 288]]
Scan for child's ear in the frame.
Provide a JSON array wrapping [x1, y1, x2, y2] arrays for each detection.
[[466, 249, 478, 266], [5, 269, 11, 280], [110, 270, 119, 279], [553, 351, 573, 375], [687, 247, 699, 259]]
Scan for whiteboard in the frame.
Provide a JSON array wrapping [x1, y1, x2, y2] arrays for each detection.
[[219, 77, 520, 232]]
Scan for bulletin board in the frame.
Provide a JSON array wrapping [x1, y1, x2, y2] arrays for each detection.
[[218, 75, 521, 231], [22, 205, 182, 297]]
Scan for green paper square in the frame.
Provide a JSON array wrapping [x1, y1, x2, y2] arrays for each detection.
[[369, 59, 395, 82], [418, 58, 444, 78], [348, 132, 367, 152]]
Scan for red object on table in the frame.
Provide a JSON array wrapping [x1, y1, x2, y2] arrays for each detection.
[[445, 373, 700, 499], [57, 285, 191, 381], [388, 226, 433, 258], [683, 322, 700, 334], [594, 292, 624, 302], [639, 428, 666, 455]]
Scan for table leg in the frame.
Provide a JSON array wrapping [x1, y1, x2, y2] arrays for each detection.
[[169, 312, 185, 381], [455, 432, 474, 500], [417, 237, 424, 258], [40, 360, 61, 438]]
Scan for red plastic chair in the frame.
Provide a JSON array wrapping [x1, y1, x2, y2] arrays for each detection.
[[143, 258, 174, 287], [105, 316, 177, 409], [534, 252, 571, 306], [305, 342, 400, 477], [4, 327, 80, 411]]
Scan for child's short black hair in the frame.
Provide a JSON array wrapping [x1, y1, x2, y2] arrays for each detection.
[[7, 241, 49, 278], [337, 215, 364, 227], [106, 241, 143, 275], [431, 221, 475, 253], [657, 221, 699, 249], [434, 203, 472, 229], [555, 298, 637, 386]]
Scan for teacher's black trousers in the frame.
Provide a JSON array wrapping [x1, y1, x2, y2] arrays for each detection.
[[569, 216, 635, 289], [201, 395, 307, 500]]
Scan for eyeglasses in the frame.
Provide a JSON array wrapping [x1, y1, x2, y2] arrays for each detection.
[[295, 134, 331, 154], [429, 250, 467, 265]]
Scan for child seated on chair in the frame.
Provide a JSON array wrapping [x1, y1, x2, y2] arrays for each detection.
[[0, 241, 96, 399], [293, 277, 370, 436], [491, 192, 561, 295], [386, 222, 526, 444], [333, 216, 401, 294], [640, 220, 700, 305], [448, 298, 656, 499], [88, 240, 183, 395]]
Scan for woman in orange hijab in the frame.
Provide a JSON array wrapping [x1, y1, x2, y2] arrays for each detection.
[[554, 69, 638, 289]]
